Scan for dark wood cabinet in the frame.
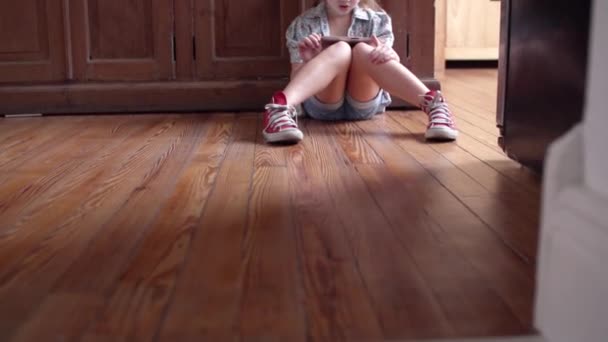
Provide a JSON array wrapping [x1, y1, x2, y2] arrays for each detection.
[[0, 0, 437, 114], [496, 0, 590, 173], [0, 0, 67, 83], [193, 0, 302, 80], [69, 0, 174, 81]]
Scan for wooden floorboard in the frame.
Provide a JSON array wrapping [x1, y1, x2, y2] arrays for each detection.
[[310, 120, 455, 339], [84, 114, 236, 341], [287, 126, 384, 341], [354, 117, 536, 327], [0, 69, 540, 341]]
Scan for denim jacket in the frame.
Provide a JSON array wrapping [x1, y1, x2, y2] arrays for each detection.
[[286, 2, 395, 111], [285, 2, 395, 64]]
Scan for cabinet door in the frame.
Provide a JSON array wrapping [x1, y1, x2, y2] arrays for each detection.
[[70, 0, 174, 81], [0, 1, 67, 83], [382, 0, 409, 67], [193, 0, 302, 80]]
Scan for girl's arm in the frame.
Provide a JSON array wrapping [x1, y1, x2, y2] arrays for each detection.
[[369, 36, 400, 64], [289, 32, 322, 79]]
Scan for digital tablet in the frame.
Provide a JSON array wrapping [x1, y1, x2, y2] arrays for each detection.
[[321, 36, 372, 48]]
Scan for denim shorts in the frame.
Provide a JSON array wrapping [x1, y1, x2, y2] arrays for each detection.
[[302, 90, 392, 121]]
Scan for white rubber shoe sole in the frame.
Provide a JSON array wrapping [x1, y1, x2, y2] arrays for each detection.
[[425, 126, 458, 141], [263, 128, 304, 144]]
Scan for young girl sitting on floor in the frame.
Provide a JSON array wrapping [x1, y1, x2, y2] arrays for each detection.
[[262, 0, 458, 144]]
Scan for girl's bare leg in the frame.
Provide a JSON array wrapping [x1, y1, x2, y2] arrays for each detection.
[[347, 42, 429, 105], [346, 42, 458, 141], [283, 41, 352, 106]]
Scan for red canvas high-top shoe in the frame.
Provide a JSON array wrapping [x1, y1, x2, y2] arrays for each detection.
[[262, 91, 303, 144], [420, 90, 458, 141]]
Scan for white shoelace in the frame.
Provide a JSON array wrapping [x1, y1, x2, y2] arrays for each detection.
[[264, 103, 298, 130], [420, 93, 454, 127]]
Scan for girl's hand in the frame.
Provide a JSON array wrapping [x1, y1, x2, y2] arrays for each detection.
[[298, 33, 323, 62], [369, 35, 400, 65]]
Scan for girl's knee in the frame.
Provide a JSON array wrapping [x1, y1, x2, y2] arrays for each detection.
[[324, 41, 352, 60], [352, 42, 373, 60]]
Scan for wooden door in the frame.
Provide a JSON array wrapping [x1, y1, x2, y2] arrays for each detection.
[[445, 0, 500, 60], [0, 1, 67, 83], [192, 0, 303, 80], [69, 0, 174, 81], [407, 0, 436, 80], [382, 0, 409, 67]]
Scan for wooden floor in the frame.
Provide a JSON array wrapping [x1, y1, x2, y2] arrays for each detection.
[[0, 69, 541, 341]]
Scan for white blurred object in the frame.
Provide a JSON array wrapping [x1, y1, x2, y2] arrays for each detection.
[[535, 124, 608, 342], [584, 0, 608, 197], [534, 1, 608, 341]]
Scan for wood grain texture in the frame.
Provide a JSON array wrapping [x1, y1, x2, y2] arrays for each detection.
[[355, 163, 526, 336], [0, 117, 179, 273], [435, 0, 447, 75], [0, 70, 540, 341], [332, 122, 384, 164], [234, 164, 306, 341], [194, 0, 298, 79], [70, 0, 173, 81], [153, 115, 258, 341], [85, 114, 236, 342], [0, 0, 67, 82], [254, 114, 287, 167], [0, 116, 144, 199], [52, 116, 209, 293], [10, 293, 104, 342], [0, 120, 196, 340], [0, 116, 192, 339], [0, 118, 49, 146], [387, 112, 539, 261], [0, 116, 89, 171], [445, 0, 501, 60], [290, 121, 384, 341], [309, 120, 455, 339], [355, 116, 536, 327], [174, 0, 194, 80]]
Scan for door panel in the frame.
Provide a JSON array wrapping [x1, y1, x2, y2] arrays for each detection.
[[382, 0, 409, 67], [70, 0, 173, 81], [445, 0, 500, 60], [403, 0, 435, 78], [194, 0, 302, 79], [0, 0, 66, 83]]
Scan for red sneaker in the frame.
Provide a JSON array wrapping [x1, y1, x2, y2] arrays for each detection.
[[263, 91, 304, 143], [420, 90, 458, 141]]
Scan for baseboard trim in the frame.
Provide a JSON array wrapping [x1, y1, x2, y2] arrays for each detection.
[[0, 77, 440, 114]]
